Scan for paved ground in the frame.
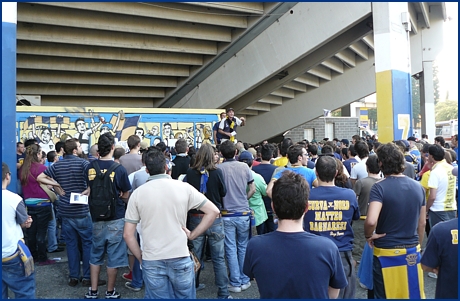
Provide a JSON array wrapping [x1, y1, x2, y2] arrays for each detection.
[[7, 245, 437, 299]]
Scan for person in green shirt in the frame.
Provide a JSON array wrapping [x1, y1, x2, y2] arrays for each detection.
[[239, 151, 268, 234]]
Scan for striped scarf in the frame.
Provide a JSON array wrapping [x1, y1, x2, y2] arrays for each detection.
[[199, 167, 209, 194]]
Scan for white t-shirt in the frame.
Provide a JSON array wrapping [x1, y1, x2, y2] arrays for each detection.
[[125, 174, 207, 261], [350, 157, 368, 180], [2, 190, 27, 258], [428, 160, 457, 211]]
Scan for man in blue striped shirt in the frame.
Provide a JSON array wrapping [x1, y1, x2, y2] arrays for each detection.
[[38, 138, 97, 288]]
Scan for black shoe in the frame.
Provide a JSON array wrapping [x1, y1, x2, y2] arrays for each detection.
[[68, 278, 79, 287], [82, 278, 107, 287], [49, 247, 65, 253]]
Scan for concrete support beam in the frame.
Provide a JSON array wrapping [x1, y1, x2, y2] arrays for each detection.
[[321, 57, 344, 74], [258, 95, 283, 105], [18, 3, 232, 42], [17, 70, 178, 87], [294, 74, 320, 88], [362, 34, 375, 50], [238, 109, 259, 116], [246, 103, 271, 111], [408, 3, 419, 35], [335, 49, 356, 68], [17, 55, 190, 77], [308, 65, 332, 80], [419, 2, 431, 28], [33, 2, 248, 28], [349, 40, 369, 60], [17, 41, 203, 65], [17, 23, 217, 55], [158, 3, 297, 107], [186, 2, 264, 14], [17, 83, 165, 98], [237, 56, 376, 143], [174, 2, 372, 110], [41, 96, 164, 108], [226, 16, 372, 113], [271, 88, 295, 99], [283, 81, 307, 92]]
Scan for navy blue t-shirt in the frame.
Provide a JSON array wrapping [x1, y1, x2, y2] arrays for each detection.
[[304, 186, 360, 251], [343, 158, 359, 175], [252, 163, 277, 210], [369, 176, 425, 248], [86, 160, 131, 221], [421, 218, 458, 299], [212, 122, 224, 144], [243, 231, 347, 299]]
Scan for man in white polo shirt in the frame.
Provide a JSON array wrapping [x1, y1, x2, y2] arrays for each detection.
[[124, 147, 219, 299]]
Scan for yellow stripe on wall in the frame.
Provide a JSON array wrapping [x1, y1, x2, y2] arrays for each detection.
[[376, 70, 394, 143]]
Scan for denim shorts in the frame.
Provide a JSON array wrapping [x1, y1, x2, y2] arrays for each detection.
[[90, 218, 128, 268]]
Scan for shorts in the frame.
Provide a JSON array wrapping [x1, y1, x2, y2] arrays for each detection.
[[90, 218, 128, 269]]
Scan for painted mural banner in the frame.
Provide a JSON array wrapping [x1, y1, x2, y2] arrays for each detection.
[[16, 107, 222, 154]]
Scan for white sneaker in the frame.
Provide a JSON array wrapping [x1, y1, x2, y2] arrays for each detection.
[[428, 272, 438, 279], [241, 282, 251, 291], [227, 285, 241, 293]]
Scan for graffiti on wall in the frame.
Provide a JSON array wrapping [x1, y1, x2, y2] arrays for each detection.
[[17, 107, 220, 154]]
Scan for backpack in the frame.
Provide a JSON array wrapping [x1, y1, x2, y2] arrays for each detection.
[[89, 161, 120, 221]]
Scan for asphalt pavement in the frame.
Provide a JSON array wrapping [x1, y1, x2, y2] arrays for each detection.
[[8, 245, 438, 299]]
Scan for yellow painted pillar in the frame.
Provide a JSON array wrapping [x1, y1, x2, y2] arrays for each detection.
[[373, 3, 413, 143]]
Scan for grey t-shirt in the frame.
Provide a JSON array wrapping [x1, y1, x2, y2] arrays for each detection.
[[119, 153, 143, 175], [217, 159, 253, 211], [353, 177, 379, 216]]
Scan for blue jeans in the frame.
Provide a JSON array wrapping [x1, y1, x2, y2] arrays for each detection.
[[263, 212, 278, 233], [429, 210, 457, 228], [90, 219, 128, 268], [142, 256, 195, 299], [222, 216, 250, 287], [2, 255, 36, 299], [47, 203, 59, 252], [189, 216, 230, 298], [26, 205, 52, 262], [61, 213, 93, 280], [131, 234, 143, 289]]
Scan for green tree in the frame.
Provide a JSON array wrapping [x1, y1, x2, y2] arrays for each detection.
[[332, 109, 341, 117], [433, 63, 440, 105], [368, 108, 377, 130], [435, 100, 458, 121]]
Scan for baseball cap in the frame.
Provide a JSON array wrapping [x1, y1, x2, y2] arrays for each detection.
[[407, 136, 417, 142], [401, 140, 410, 149], [340, 139, 349, 146], [226, 108, 234, 113], [238, 151, 253, 162]]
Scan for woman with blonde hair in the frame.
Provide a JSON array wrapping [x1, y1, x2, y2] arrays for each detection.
[[20, 144, 57, 265]]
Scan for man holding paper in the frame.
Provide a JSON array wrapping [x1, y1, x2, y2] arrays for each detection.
[[38, 138, 98, 288]]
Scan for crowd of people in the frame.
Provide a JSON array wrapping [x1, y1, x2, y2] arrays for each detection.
[[2, 111, 458, 299]]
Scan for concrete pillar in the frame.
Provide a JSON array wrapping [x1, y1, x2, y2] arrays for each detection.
[[2, 3, 18, 191], [419, 61, 436, 141], [373, 2, 413, 143]]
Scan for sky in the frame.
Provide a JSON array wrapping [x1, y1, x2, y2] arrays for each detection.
[[436, 2, 458, 101]]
